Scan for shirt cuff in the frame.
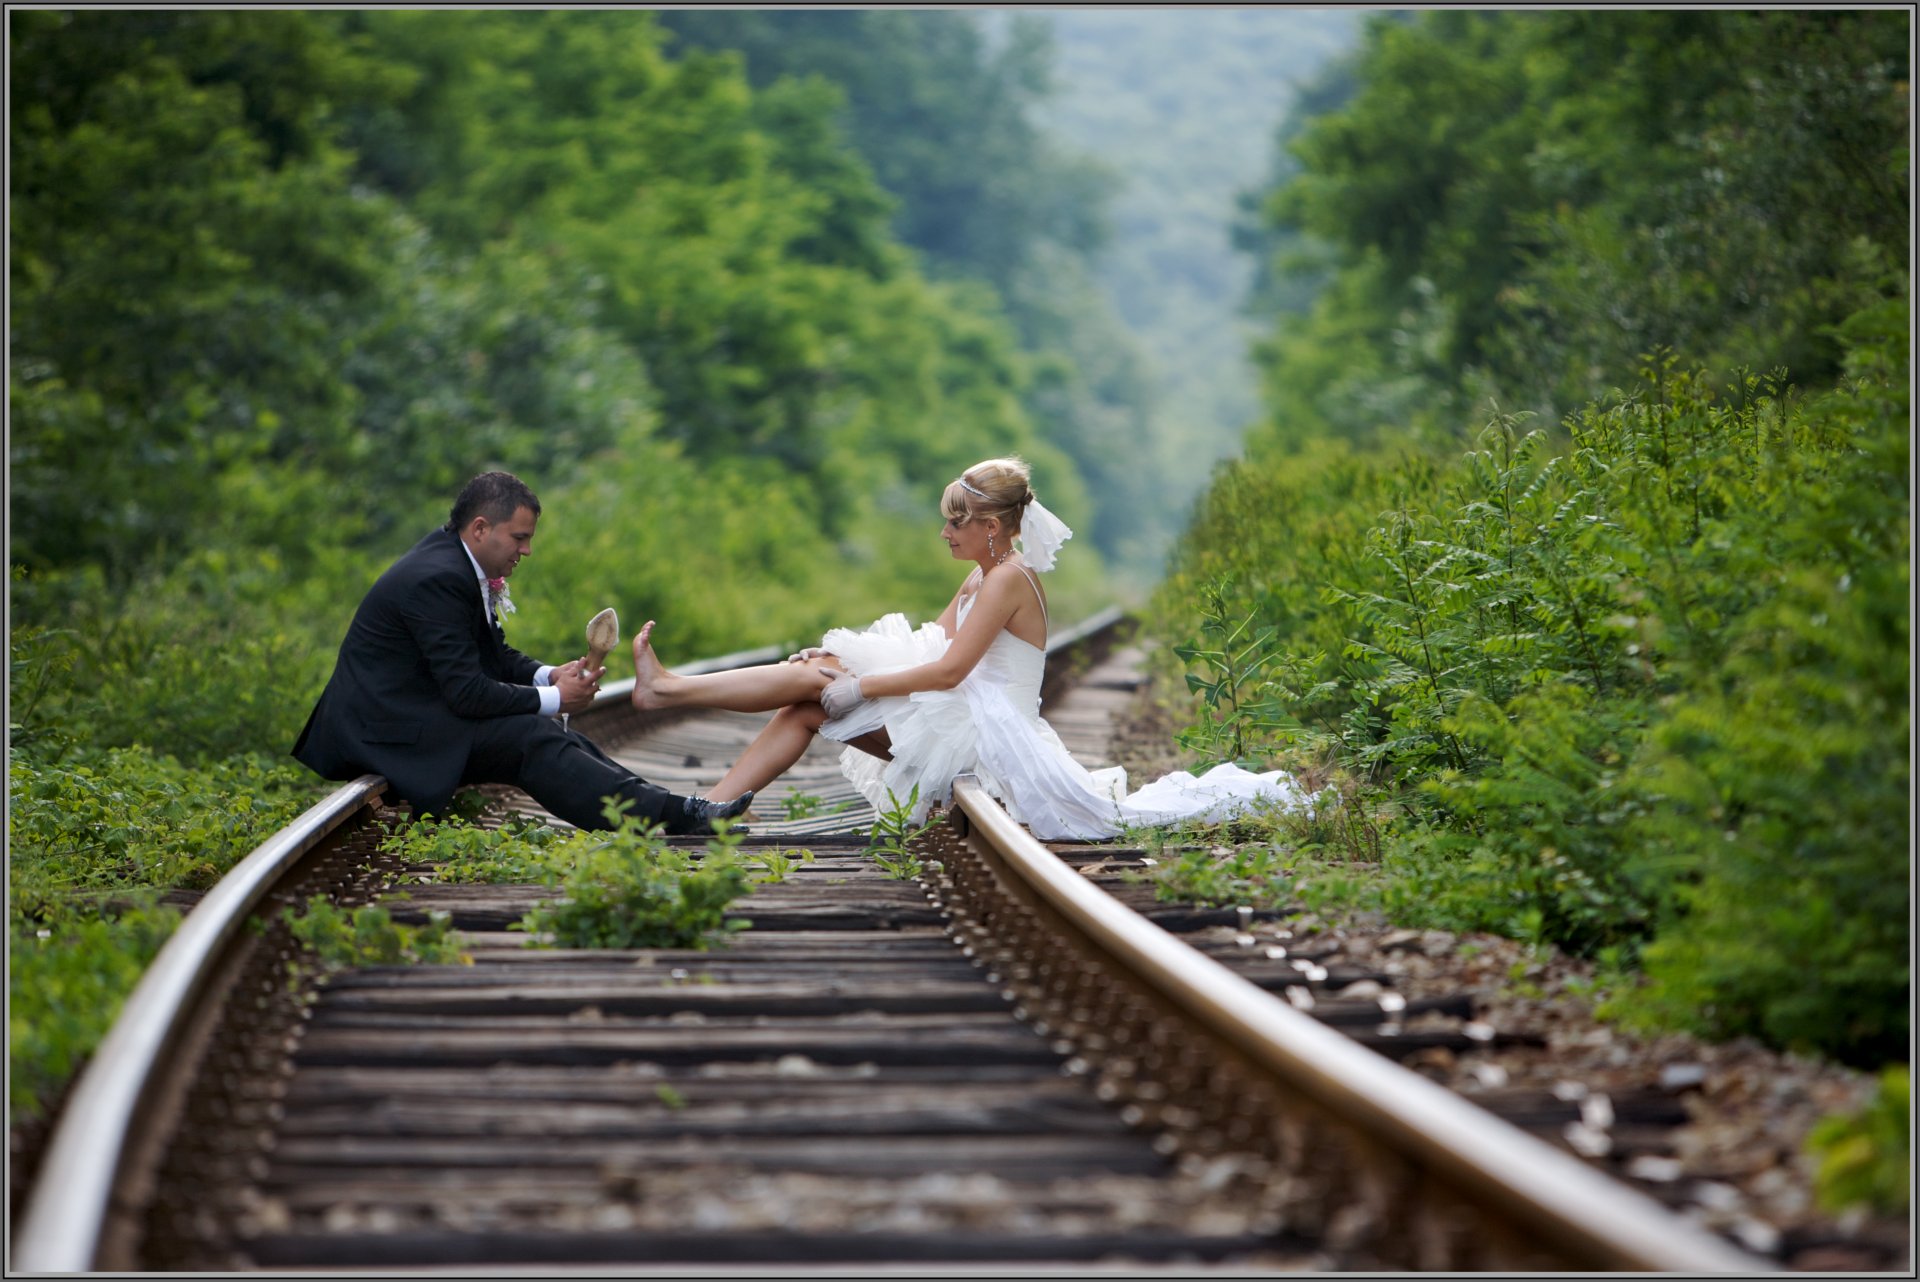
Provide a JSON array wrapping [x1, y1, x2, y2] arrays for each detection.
[[536, 684, 561, 717], [534, 665, 554, 686]]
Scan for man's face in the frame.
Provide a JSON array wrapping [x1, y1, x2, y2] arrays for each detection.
[[468, 505, 538, 579]]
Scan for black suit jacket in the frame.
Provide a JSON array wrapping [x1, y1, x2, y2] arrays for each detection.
[[293, 527, 546, 813]]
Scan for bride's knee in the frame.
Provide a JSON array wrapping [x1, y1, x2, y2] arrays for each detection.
[[773, 701, 827, 731], [798, 654, 843, 685]]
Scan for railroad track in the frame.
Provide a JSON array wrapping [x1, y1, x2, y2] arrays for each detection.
[[14, 611, 1771, 1273]]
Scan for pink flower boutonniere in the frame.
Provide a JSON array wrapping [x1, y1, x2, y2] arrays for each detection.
[[487, 576, 516, 620]]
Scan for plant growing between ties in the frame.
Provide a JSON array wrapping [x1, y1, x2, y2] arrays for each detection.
[[282, 896, 468, 971], [863, 786, 938, 880], [749, 847, 815, 884], [517, 798, 753, 950]]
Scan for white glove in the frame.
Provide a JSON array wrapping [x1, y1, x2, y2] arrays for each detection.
[[819, 668, 866, 720], [786, 645, 826, 664]]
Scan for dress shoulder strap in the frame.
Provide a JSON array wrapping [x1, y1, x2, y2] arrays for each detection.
[[1013, 562, 1047, 628]]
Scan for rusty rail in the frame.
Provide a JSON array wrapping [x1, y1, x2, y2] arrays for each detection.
[[12, 776, 391, 1274], [924, 774, 1770, 1273]]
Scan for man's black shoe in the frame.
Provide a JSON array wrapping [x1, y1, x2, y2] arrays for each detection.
[[666, 790, 754, 835]]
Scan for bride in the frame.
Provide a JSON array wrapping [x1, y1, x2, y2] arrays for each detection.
[[628, 456, 1323, 841]]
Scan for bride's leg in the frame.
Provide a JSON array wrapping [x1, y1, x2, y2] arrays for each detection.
[[705, 721, 892, 801], [631, 621, 835, 713], [705, 702, 826, 800]]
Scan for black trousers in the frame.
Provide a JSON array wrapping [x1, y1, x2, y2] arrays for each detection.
[[464, 715, 678, 831]]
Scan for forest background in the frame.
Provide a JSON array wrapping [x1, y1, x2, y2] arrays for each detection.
[[8, 5, 1910, 1202]]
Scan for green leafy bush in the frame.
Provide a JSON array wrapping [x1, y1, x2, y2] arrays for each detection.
[[1157, 291, 1908, 1062], [283, 896, 468, 970], [8, 745, 319, 912], [9, 903, 179, 1122], [518, 804, 753, 950], [1807, 1066, 1910, 1215], [6, 742, 322, 1122]]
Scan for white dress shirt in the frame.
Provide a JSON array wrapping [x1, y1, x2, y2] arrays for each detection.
[[461, 539, 561, 718]]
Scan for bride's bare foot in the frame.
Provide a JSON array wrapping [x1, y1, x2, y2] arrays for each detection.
[[629, 620, 678, 710]]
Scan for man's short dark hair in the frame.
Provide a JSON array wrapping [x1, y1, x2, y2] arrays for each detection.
[[448, 471, 541, 533]]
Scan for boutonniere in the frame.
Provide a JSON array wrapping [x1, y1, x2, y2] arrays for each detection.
[[487, 576, 516, 620]]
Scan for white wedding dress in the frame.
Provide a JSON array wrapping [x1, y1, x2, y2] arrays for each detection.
[[816, 576, 1328, 841]]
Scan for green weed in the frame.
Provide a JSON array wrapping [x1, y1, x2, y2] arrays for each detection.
[[1807, 1066, 1910, 1215], [282, 896, 468, 970], [863, 786, 937, 880], [517, 801, 752, 950]]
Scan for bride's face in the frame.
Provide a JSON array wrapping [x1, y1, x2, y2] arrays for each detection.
[[941, 511, 996, 561]]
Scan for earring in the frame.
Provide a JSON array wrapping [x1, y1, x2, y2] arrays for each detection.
[[987, 529, 998, 562]]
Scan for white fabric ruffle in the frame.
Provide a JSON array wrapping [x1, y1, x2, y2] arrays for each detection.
[[815, 612, 1330, 841]]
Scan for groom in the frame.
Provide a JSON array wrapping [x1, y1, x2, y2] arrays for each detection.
[[292, 471, 751, 833]]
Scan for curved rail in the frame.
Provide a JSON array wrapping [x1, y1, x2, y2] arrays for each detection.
[[934, 775, 1769, 1273], [11, 618, 1124, 1272], [12, 775, 390, 1273], [10, 636, 817, 1273]]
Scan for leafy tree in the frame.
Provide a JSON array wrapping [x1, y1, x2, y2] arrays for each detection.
[[1158, 9, 1909, 1062], [655, 9, 1109, 289], [1246, 9, 1910, 446]]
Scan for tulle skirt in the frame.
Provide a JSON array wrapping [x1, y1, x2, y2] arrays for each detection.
[[814, 613, 1332, 842]]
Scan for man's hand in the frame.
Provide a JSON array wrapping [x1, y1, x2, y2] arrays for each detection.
[[819, 668, 865, 720], [554, 657, 604, 714]]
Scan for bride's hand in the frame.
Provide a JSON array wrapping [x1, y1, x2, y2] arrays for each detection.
[[786, 646, 826, 664], [819, 668, 865, 719]]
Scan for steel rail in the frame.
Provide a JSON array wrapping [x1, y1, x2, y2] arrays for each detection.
[[10, 615, 1129, 1272], [12, 775, 389, 1274], [944, 774, 1770, 1274], [9, 643, 796, 1274]]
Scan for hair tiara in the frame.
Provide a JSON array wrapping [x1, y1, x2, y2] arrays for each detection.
[[958, 476, 1031, 504]]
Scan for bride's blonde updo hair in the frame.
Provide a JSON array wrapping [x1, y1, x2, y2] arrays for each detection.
[[941, 456, 1035, 537]]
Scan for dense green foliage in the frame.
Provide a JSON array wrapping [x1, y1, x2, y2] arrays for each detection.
[[1156, 10, 1909, 1066], [655, 10, 1165, 577], [7, 9, 1127, 1128], [9, 9, 1108, 739], [7, 744, 317, 1120], [1252, 9, 1910, 446]]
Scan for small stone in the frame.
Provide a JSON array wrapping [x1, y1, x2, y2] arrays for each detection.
[[1564, 1121, 1612, 1157], [1625, 1155, 1685, 1183], [1340, 980, 1384, 1000], [1468, 1062, 1509, 1089], [1552, 1079, 1590, 1102], [1730, 1217, 1781, 1255], [1690, 1181, 1744, 1212], [1659, 1063, 1709, 1091], [1285, 985, 1316, 1011]]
